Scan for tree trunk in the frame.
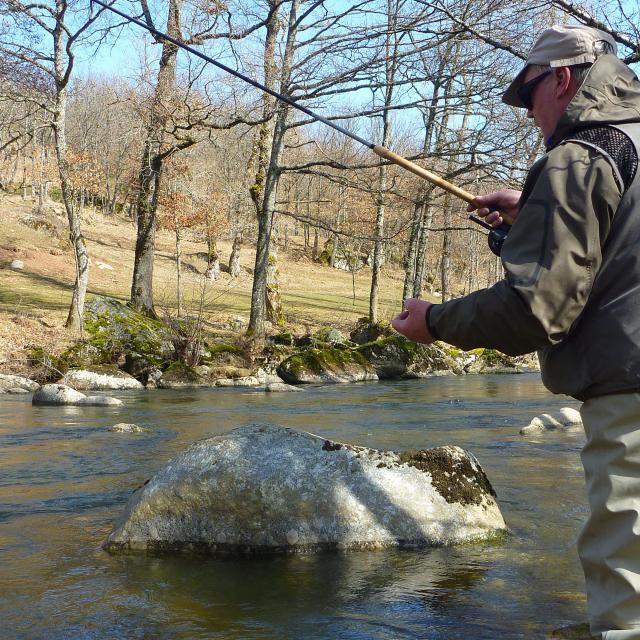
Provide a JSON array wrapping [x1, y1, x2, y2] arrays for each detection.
[[229, 232, 241, 277], [52, 0, 89, 332], [265, 252, 285, 327], [369, 0, 399, 322], [440, 200, 452, 303], [175, 225, 183, 317], [130, 0, 182, 317], [205, 234, 220, 280], [413, 201, 433, 298], [248, 0, 298, 336]]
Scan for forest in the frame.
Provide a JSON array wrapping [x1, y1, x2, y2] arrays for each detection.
[[0, 0, 638, 340]]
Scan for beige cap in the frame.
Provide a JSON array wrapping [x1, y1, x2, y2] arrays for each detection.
[[502, 25, 618, 107]]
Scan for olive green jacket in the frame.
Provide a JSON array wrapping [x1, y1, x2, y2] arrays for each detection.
[[427, 54, 640, 400]]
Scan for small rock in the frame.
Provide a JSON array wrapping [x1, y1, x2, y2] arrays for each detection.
[[215, 376, 261, 388], [32, 384, 122, 407], [228, 316, 247, 331], [520, 407, 582, 435], [255, 367, 284, 385], [10, 259, 24, 270], [266, 382, 303, 392], [550, 622, 591, 639], [33, 384, 87, 406], [110, 423, 149, 433]]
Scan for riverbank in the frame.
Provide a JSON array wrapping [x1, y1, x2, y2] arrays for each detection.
[[0, 193, 410, 377]]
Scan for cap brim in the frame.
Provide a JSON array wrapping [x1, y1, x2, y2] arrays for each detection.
[[502, 66, 529, 108]]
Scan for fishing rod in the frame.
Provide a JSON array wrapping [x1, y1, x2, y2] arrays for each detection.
[[91, 0, 512, 255]]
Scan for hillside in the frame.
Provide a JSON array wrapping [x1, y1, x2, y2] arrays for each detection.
[[0, 194, 413, 374]]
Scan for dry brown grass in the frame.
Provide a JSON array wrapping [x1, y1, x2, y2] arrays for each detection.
[[0, 194, 412, 374]]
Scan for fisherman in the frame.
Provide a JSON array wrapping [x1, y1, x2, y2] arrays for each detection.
[[392, 25, 640, 639]]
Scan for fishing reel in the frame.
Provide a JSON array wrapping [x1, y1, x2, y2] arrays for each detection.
[[468, 214, 511, 256]]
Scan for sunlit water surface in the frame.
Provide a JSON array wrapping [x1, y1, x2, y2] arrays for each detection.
[[0, 374, 588, 639]]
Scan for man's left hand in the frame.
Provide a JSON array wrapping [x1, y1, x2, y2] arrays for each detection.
[[391, 298, 434, 344]]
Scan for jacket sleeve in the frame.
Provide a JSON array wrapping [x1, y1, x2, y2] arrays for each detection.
[[427, 142, 621, 356]]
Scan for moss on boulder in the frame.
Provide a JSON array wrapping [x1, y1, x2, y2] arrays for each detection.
[[84, 297, 170, 375], [158, 362, 207, 389], [277, 346, 378, 384], [463, 348, 539, 374], [357, 336, 462, 379], [349, 318, 394, 345]]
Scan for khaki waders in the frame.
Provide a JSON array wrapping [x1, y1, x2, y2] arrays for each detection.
[[579, 393, 640, 639]]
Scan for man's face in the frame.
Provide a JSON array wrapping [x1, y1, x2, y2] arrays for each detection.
[[522, 66, 561, 139]]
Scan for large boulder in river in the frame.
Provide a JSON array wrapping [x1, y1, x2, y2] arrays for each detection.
[[61, 366, 143, 390], [103, 424, 506, 555], [277, 347, 378, 384]]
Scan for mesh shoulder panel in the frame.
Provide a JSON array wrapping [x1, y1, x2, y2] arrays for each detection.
[[564, 126, 638, 192]]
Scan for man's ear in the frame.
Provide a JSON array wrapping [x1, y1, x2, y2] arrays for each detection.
[[556, 66, 574, 97]]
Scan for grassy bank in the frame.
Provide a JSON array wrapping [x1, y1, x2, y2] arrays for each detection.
[[0, 194, 413, 373]]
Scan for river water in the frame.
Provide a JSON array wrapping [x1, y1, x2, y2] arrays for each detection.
[[0, 374, 588, 639]]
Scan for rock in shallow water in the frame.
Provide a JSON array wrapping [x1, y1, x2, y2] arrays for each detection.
[[520, 407, 582, 435], [104, 423, 506, 555], [32, 383, 122, 406], [110, 423, 149, 433], [0, 374, 40, 392]]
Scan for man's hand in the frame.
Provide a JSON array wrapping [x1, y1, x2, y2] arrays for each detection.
[[391, 298, 434, 344], [468, 189, 522, 227]]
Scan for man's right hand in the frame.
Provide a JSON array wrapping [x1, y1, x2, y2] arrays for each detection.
[[468, 189, 522, 226]]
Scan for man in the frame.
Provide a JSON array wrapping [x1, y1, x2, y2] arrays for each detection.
[[392, 25, 640, 639]]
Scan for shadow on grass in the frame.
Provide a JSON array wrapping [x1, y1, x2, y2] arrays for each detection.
[[0, 268, 128, 313]]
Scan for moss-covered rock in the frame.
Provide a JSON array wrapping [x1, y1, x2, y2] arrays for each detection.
[[314, 326, 348, 345], [349, 318, 395, 345], [157, 362, 208, 389], [200, 341, 250, 373], [357, 336, 462, 379], [463, 348, 538, 374], [277, 346, 378, 384], [84, 297, 170, 377]]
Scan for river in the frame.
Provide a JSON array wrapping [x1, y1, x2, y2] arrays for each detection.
[[0, 374, 587, 639]]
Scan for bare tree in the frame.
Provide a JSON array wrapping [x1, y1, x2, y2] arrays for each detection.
[[0, 0, 108, 330]]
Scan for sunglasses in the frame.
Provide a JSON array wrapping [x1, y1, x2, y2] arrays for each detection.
[[517, 69, 553, 110]]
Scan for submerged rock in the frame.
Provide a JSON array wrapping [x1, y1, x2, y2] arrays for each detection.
[[81, 395, 123, 406], [266, 382, 302, 392], [110, 423, 149, 433], [520, 407, 582, 435], [103, 424, 506, 555], [61, 367, 143, 390], [32, 383, 122, 407]]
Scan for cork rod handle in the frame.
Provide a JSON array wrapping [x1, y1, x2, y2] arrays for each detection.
[[372, 145, 514, 225]]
